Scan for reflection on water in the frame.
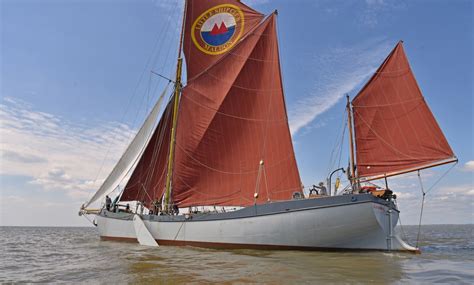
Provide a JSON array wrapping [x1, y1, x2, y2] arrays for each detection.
[[0, 225, 473, 284]]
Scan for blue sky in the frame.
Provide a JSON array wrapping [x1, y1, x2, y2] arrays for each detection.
[[1, 0, 472, 226]]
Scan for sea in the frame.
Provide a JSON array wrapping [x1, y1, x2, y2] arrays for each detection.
[[1, 225, 473, 284]]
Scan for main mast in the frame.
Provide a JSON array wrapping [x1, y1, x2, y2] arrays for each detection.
[[164, 0, 187, 212]]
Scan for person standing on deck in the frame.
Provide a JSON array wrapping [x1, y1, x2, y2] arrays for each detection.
[[105, 195, 112, 211], [314, 182, 328, 196]]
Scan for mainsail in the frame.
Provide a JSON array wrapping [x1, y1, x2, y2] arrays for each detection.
[[351, 42, 456, 180], [84, 86, 169, 207], [172, 2, 301, 207], [118, 0, 302, 208]]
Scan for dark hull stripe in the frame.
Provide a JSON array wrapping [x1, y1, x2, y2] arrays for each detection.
[[99, 236, 417, 252]]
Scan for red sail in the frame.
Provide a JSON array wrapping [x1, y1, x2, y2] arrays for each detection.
[[172, 14, 302, 207], [183, 0, 264, 80], [119, 99, 173, 206], [352, 42, 456, 179]]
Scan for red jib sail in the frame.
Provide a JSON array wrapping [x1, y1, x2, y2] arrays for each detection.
[[120, 99, 173, 204], [352, 41, 456, 179], [172, 12, 302, 207]]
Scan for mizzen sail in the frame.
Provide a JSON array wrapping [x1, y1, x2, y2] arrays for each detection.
[[351, 42, 456, 180]]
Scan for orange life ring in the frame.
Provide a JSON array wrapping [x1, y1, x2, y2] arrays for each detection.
[[361, 186, 377, 192]]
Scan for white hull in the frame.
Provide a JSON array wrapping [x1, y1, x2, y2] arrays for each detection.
[[96, 195, 416, 252]]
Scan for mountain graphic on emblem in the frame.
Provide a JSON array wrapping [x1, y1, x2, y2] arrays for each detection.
[[210, 22, 229, 35]]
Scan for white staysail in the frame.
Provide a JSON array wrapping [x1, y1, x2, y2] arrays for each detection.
[[84, 85, 169, 208]]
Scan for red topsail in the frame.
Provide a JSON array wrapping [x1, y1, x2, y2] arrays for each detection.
[[183, 0, 264, 79]]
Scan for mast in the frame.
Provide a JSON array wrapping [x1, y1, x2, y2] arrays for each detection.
[[346, 94, 356, 187], [164, 0, 187, 212]]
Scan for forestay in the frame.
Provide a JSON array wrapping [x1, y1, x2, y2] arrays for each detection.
[[84, 85, 169, 208]]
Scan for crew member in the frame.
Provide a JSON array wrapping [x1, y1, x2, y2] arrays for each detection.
[[313, 182, 328, 196], [105, 195, 112, 211], [173, 204, 179, 215]]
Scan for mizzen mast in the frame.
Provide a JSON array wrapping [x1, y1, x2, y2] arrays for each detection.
[[164, 0, 187, 212], [346, 94, 357, 188]]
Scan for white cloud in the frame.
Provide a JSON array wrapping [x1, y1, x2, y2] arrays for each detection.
[[360, 168, 472, 224], [288, 38, 392, 135], [0, 97, 136, 201], [0, 194, 91, 226], [394, 191, 415, 200], [394, 183, 474, 225], [463, 160, 474, 172], [435, 184, 473, 197], [360, 0, 406, 27]]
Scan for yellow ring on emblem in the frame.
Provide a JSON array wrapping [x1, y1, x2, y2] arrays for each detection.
[[191, 4, 245, 55]]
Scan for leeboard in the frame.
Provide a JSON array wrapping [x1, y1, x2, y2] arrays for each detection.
[[133, 214, 159, 247]]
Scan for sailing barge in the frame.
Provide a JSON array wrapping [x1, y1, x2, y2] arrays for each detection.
[[80, 0, 456, 251]]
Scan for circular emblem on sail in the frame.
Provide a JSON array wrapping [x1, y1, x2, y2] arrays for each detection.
[[191, 4, 245, 55]]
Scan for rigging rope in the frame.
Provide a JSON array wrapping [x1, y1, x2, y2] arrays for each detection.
[[173, 220, 186, 241], [86, 0, 181, 206], [263, 166, 270, 201], [326, 109, 348, 177], [110, 84, 170, 202], [425, 161, 457, 194], [128, 0, 183, 205], [133, 94, 174, 205], [415, 170, 426, 249], [414, 162, 456, 248]]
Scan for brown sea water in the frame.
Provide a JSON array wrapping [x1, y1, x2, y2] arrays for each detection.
[[1, 225, 473, 284]]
